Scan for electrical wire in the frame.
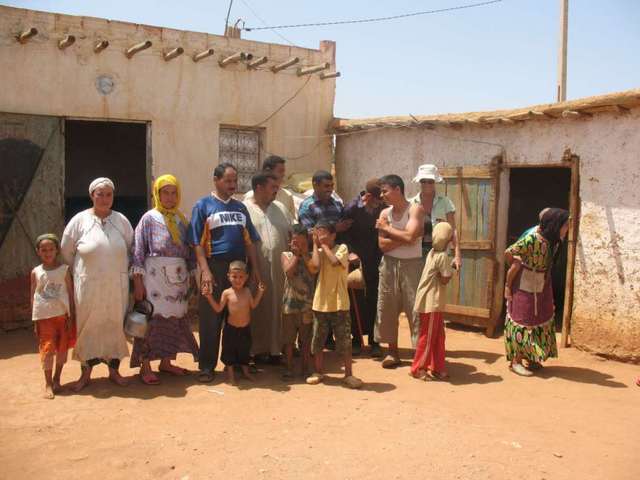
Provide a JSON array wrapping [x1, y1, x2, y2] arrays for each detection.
[[244, 0, 503, 31], [250, 76, 312, 128], [239, 0, 296, 46]]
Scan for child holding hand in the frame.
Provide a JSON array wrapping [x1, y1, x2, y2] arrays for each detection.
[[205, 261, 265, 385], [30, 233, 76, 399]]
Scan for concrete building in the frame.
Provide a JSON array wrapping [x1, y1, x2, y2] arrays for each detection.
[[334, 89, 640, 362], [0, 5, 337, 328]]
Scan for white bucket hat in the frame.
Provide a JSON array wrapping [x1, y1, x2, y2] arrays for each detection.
[[413, 164, 444, 183]]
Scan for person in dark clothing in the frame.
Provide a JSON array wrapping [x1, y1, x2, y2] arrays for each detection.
[[343, 179, 385, 357]]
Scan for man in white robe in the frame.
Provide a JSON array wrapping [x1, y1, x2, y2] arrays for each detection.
[[244, 172, 293, 361]]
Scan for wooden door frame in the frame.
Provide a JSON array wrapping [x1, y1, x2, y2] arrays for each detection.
[[63, 116, 153, 209], [497, 152, 580, 346]]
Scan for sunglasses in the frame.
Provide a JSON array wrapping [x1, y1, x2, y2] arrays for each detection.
[[419, 179, 435, 184]]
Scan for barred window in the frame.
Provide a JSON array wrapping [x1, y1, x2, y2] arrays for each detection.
[[218, 127, 262, 193]]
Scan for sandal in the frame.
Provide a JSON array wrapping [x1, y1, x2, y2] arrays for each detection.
[[197, 371, 215, 383], [306, 373, 324, 385], [430, 371, 449, 381], [527, 361, 543, 371], [159, 366, 189, 376], [140, 372, 160, 385], [343, 375, 363, 389], [510, 363, 534, 377], [281, 369, 294, 380], [381, 354, 401, 369]]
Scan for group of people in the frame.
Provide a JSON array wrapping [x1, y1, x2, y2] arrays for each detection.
[[29, 155, 572, 398]]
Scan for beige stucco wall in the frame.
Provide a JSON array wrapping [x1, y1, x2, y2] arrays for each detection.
[[335, 109, 640, 361], [0, 6, 336, 211]]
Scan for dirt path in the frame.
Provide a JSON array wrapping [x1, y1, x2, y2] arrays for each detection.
[[1, 324, 638, 480]]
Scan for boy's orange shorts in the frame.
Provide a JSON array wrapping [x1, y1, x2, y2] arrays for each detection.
[[36, 314, 76, 364]]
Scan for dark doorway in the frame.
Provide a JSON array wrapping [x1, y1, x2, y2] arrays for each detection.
[[506, 167, 571, 329], [64, 120, 148, 227]]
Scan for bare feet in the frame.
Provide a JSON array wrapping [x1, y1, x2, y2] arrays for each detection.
[[108, 368, 129, 387], [43, 384, 55, 399], [71, 368, 92, 392], [226, 366, 237, 385], [241, 366, 255, 382]]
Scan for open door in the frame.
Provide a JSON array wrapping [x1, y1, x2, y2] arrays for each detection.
[[438, 161, 500, 336], [0, 113, 64, 328]]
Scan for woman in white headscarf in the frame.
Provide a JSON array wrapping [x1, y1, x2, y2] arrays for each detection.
[[61, 177, 134, 391]]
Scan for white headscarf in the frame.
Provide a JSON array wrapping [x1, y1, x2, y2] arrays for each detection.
[[88, 177, 115, 195]]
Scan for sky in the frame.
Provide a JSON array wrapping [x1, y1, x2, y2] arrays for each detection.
[[3, 0, 639, 118]]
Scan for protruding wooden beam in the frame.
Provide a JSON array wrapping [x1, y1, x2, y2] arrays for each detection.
[[271, 57, 299, 73], [193, 48, 214, 62], [16, 27, 38, 44], [247, 56, 268, 69], [529, 110, 554, 119], [58, 35, 75, 50], [297, 62, 330, 76], [219, 52, 252, 67], [320, 71, 340, 80], [125, 40, 152, 58], [163, 47, 184, 61], [94, 40, 109, 53], [561, 110, 592, 118]]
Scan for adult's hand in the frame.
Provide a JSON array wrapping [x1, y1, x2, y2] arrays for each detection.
[[375, 215, 390, 232], [133, 275, 146, 302], [200, 268, 215, 295], [453, 256, 462, 272], [250, 268, 262, 288], [504, 285, 513, 301]]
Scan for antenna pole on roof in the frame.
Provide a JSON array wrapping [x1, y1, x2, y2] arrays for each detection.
[[224, 0, 234, 35], [557, 0, 568, 102]]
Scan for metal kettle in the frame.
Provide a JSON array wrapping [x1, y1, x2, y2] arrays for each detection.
[[124, 299, 154, 338]]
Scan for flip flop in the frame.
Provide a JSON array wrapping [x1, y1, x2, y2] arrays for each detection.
[[527, 361, 543, 371], [381, 354, 401, 369], [306, 373, 324, 385], [197, 371, 215, 383], [140, 372, 160, 385], [510, 363, 534, 377], [159, 366, 189, 376]]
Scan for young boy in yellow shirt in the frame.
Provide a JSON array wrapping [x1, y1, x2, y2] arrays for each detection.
[[306, 220, 363, 389]]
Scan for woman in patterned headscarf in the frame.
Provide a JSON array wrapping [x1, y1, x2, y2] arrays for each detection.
[[61, 177, 134, 391], [503, 208, 570, 376], [130, 174, 199, 385]]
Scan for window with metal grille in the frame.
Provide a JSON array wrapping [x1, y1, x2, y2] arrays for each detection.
[[218, 127, 262, 193]]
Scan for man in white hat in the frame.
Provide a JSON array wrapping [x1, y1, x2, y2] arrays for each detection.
[[410, 164, 461, 270]]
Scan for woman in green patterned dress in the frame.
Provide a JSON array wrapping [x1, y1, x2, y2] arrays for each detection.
[[503, 208, 570, 376]]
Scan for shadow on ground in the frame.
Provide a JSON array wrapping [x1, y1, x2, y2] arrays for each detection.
[[537, 365, 627, 388]]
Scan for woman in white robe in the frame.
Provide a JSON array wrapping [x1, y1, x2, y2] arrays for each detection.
[[61, 177, 133, 391]]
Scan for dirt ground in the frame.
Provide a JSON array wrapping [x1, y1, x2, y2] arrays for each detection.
[[1, 322, 638, 480]]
